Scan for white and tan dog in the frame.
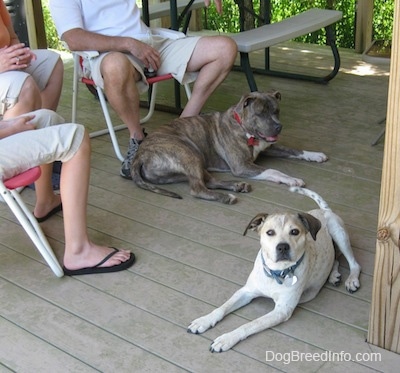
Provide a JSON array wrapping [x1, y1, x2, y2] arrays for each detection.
[[188, 187, 361, 352]]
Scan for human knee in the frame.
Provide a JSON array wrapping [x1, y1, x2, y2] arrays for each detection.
[[101, 52, 135, 83], [11, 76, 41, 113], [30, 109, 65, 128], [219, 36, 237, 65], [19, 76, 41, 106], [81, 129, 91, 151], [49, 58, 64, 84]]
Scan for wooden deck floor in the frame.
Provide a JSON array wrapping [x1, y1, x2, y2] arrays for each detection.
[[1, 41, 399, 372]]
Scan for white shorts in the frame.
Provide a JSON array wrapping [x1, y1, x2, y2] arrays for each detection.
[[0, 49, 60, 115], [0, 109, 85, 181], [87, 29, 201, 94]]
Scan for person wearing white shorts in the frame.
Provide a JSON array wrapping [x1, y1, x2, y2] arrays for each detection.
[[49, 0, 237, 179], [1, 0, 65, 222], [0, 109, 135, 276]]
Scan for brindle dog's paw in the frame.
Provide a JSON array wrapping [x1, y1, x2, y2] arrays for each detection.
[[225, 194, 238, 204], [235, 182, 252, 193], [302, 151, 328, 163]]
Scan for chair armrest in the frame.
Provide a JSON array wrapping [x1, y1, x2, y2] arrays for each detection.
[[151, 27, 186, 40], [73, 50, 100, 59], [62, 41, 100, 60]]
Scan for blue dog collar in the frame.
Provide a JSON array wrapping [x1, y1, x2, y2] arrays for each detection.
[[261, 252, 305, 285]]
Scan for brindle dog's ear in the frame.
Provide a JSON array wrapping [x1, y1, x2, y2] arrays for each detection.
[[243, 213, 268, 236], [297, 213, 321, 241], [269, 90, 281, 101]]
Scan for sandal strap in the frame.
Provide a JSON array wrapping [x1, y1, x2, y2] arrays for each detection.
[[93, 247, 119, 268]]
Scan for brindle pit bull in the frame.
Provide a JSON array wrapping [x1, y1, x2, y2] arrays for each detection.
[[131, 91, 328, 204]]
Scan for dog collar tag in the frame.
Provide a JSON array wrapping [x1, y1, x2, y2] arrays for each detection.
[[284, 274, 298, 286]]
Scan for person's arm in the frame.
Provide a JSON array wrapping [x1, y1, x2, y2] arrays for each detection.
[[6, 23, 19, 46], [63, 28, 161, 71], [0, 115, 35, 139]]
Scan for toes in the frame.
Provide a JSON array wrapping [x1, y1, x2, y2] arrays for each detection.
[[210, 335, 235, 353], [329, 272, 342, 287], [227, 194, 238, 204], [345, 277, 360, 293], [237, 182, 251, 193]]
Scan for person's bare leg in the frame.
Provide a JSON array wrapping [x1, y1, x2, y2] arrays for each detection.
[[33, 58, 64, 216], [2, 77, 41, 119], [101, 52, 144, 141], [33, 163, 62, 219], [61, 131, 131, 270], [181, 36, 237, 117], [40, 58, 64, 111]]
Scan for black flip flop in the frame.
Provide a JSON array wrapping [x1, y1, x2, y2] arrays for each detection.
[[63, 248, 135, 276], [35, 203, 63, 222]]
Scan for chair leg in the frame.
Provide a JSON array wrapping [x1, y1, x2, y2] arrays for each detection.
[[72, 54, 80, 123], [90, 87, 126, 162], [140, 82, 158, 124], [371, 127, 386, 146], [1, 187, 64, 277], [184, 83, 192, 100]]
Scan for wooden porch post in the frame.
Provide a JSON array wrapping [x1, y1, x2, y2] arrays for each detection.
[[368, 0, 400, 353], [355, 0, 374, 53]]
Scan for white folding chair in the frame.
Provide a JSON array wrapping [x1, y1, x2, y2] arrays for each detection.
[[70, 29, 192, 161], [0, 167, 64, 277]]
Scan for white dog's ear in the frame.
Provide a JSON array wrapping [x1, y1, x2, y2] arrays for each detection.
[[297, 213, 321, 241], [243, 213, 268, 236]]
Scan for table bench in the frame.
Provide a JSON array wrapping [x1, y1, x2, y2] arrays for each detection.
[[141, 0, 205, 33], [229, 8, 343, 91]]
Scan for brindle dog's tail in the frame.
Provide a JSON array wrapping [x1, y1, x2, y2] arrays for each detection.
[[131, 164, 183, 199], [289, 187, 331, 211]]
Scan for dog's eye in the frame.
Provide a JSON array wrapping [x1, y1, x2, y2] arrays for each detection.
[[290, 229, 300, 236], [266, 230, 275, 236]]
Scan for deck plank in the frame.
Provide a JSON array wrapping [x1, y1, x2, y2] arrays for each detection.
[[1, 40, 400, 372]]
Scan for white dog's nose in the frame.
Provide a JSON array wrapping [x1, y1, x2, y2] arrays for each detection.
[[276, 242, 290, 260]]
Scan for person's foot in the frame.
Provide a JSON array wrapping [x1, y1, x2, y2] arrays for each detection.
[[63, 245, 135, 276], [120, 131, 147, 179], [34, 194, 62, 222]]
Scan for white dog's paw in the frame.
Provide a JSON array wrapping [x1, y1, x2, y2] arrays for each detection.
[[345, 275, 360, 293], [210, 332, 241, 353], [252, 169, 305, 187], [329, 269, 342, 286], [285, 177, 306, 187], [328, 260, 341, 286], [302, 151, 328, 163], [188, 315, 217, 334]]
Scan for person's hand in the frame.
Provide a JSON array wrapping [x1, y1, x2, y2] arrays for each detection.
[[0, 115, 36, 136], [204, 0, 223, 14], [0, 43, 37, 73], [125, 38, 161, 72]]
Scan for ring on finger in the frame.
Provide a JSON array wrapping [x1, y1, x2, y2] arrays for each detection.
[[15, 56, 20, 63]]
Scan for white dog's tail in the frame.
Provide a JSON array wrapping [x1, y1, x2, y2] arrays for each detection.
[[289, 187, 331, 210]]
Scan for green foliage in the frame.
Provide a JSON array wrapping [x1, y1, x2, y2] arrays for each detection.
[[42, 3, 62, 50], [373, 0, 394, 41], [204, 0, 394, 49]]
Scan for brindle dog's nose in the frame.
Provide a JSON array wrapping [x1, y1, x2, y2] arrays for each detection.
[[274, 122, 282, 134]]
